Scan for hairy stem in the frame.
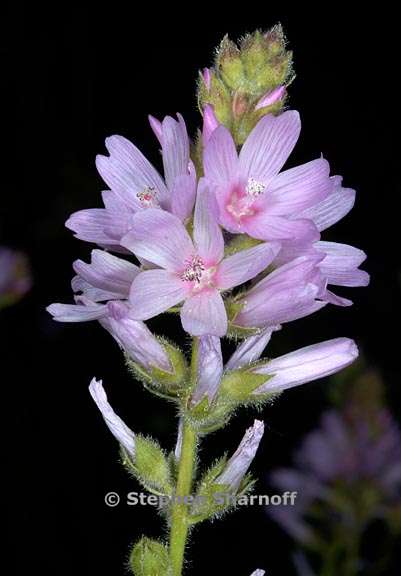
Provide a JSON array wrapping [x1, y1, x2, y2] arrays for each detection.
[[169, 421, 197, 575], [169, 339, 199, 575]]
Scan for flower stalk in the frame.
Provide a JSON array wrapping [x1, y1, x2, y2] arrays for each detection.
[[169, 420, 197, 575]]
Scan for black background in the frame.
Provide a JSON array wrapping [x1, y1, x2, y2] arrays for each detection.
[[3, 4, 400, 575]]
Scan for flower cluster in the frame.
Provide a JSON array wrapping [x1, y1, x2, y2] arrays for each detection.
[[47, 27, 369, 576]]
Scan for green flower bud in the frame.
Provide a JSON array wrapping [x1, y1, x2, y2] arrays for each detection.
[[129, 537, 171, 576], [127, 338, 189, 400], [123, 435, 173, 496]]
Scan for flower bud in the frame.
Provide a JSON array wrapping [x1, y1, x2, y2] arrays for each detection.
[[216, 420, 265, 491], [255, 85, 286, 110], [252, 338, 359, 394], [202, 104, 219, 145], [191, 336, 223, 406], [101, 301, 171, 372], [129, 538, 170, 576], [89, 378, 136, 457]]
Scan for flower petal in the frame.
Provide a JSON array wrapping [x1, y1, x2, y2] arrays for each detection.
[[193, 179, 224, 263], [181, 290, 227, 336], [203, 125, 238, 184], [243, 212, 320, 243], [191, 335, 223, 405], [239, 111, 301, 183], [216, 420, 264, 490], [96, 135, 168, 210], [316, 241, 369, 287], [161, 114, 190, 190], [298, 180, 356, 231], [218, 242, 281, 290], [73, 249, 139, 296], [47, 302, 107, 322], [226, 325, 281, 370], [66, 208, 133, 246], [128, 269, 188, 320], [254, 338, 358, 393], [89, 378, 136, 457], [170, 166, 197, 221], [121, 209, 194, 271], [266, 158, 332, 215]]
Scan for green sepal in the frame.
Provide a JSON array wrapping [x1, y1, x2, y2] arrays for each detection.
[[126, 338, 189, 400], [215, 35, 244, 91], [122, 436, 172, 496], [224, 234, 263, 257], [219, 369, 271, 403], [129, 537, 171, 576]]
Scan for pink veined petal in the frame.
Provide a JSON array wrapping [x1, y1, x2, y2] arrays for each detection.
[[265, 158, 333, 215], [47, 302, 107, 322], [323, 289, 353, 307], [226, 325, 281, 371], [255, 338, 358, 392], [193, 180, 224, 263], [218, 242, 281, 291], [73, 249, 139, 295], [316, 241, 369, 286], [170, 168, 197, 221], [239, 111, 301, 183], [121, 209, 194, 272], [101, 190, 130, 213], [181, 290, 227, 336], [96, 135, 169, 210], [249, 254, 325, 296], [298, 183, 356, 231], [243, 212, 320, 243], [161, 114, 190, 190], [203, 125, 238, 184], [71, 276, 124, 302], [128, 269, 188, 320], [66, 209, 134, 245], [235, 284, 326, 328], [148, 114, 163, 144]]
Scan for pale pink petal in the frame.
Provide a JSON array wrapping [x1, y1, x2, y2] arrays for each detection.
[[316, 242, 369, 287], [73, 250, 139, 295], [181, 290, 227, 336], [161, 114, 190, 190], [96, 135, 169, 210], [202, 104, 220, 145], [203, 125, 238, 184], [101, 190, 130, 213], [170, 167, 197, 221], [128, 269, 188, 320], [193, 180, 224, 263], [266, 158, 332, 215], [66, 209, 133, 245], [47, 302, 107, 322], [148, 114, 163, 144], [298, 181, 356, 231], [239, 111, 301, 183], [255, 338, 358, 392], [121, 209, 194, 272], [218, 242, 281, 290], [243, 212, 320, 243], [71, 276, 123, 302]]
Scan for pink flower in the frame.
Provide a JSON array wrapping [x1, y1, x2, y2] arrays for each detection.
[[66, 114, 196, 249], [203, 110, 333, 243], [121, 181, 281, 336]]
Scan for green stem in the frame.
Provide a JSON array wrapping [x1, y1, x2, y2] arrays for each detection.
[[169, 421, 197, 575], [169, 338, 199, 575]]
